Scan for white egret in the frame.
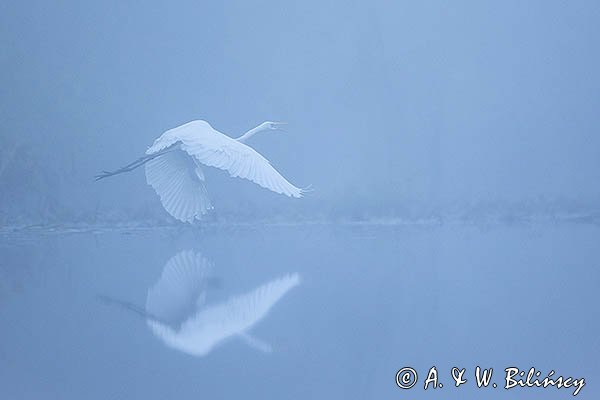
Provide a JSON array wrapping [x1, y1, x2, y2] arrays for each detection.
[[144, 250, 300, 356], [96, 120, 307, 222], [99, 251, 300, 357]]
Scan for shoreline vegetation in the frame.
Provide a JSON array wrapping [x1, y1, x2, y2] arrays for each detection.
[[1, 209, 599, 237]]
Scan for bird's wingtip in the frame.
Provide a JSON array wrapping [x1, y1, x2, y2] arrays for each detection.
[[299, 184, 314, 197]]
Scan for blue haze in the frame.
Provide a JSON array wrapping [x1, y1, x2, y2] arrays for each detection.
[[1, 1, 600, 223], [1, 225, 598, 399], [0, 2, 599, 400]]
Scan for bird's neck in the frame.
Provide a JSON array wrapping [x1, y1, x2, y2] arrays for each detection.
[[236, 126, 264, 143]]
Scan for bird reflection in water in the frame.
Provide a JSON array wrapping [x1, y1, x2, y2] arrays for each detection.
[[101, 250, 300, 357]]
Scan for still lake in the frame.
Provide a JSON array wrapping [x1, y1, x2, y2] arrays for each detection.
[[0, 222, 597, 399]]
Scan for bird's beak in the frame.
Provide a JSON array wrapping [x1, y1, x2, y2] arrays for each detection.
[[273, 122, 288, 133]]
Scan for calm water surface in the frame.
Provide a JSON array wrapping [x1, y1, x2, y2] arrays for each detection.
[[0, 223, 597, 399]]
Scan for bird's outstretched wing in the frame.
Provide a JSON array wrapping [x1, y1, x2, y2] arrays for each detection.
[[183, 140, 305, 198], [185, 273, 301, 336], [146, 120, 305, 198], [148, 273, 300, 357], [145, 148, 213, 223], [145, 250, 212, 326]]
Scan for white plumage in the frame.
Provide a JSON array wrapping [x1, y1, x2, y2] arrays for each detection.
[[145, 250, 300, 357], [145, 150, 213, 223], [96, 120, 307, 223], [145, 251, 212, 325]]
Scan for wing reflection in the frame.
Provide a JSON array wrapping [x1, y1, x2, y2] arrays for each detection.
[[144, 250, 300, 357]]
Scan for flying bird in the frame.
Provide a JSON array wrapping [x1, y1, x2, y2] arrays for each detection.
[[99, 250, 300, 357], [145, 250, 300, 357], [96, 120, 307, 222]]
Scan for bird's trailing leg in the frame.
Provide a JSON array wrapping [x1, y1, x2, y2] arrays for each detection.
[[97, 294, 166, 324], [237, 332, 273, 353], [95, 148, 174, 181]]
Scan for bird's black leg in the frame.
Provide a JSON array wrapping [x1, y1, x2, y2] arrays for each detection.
[[94, 148, 174, 181]]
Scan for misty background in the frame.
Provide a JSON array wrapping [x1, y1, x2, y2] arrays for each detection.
[[1, 1, 599, 225]]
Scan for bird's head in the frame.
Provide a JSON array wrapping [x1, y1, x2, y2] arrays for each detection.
[[259, 121, 288, 132]]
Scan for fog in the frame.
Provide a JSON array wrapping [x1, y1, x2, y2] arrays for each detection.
[[1, 1, 599, 224], [1, 4, 599, 398]]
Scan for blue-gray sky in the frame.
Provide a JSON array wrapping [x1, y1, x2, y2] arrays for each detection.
[[1, 1, 599, 222]]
